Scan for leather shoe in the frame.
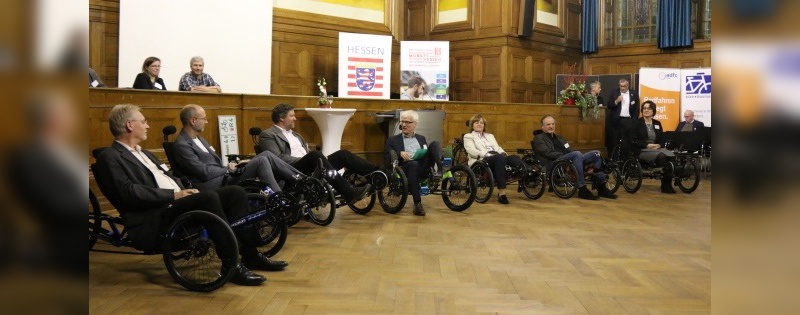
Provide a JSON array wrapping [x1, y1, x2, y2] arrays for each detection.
[[597, 185, 618, 199], [413, 202, 426, 216], [577, 186, 599, 200], [498, 195, 509, 204], [242, 252, 289, 271], [229, 263, 266, 286]]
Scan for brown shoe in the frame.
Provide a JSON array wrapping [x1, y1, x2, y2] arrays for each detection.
[[413, 202, 426, 216]]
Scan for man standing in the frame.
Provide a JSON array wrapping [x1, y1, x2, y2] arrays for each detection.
[[172, 104, 302, 197], [178, 56, 222, 93], [606, 78, 640, 154], [533, 115, 617, 200], [400, 76, 427, 100], [258, 103, 372, 205], [385, 110, 442, 216], [93, 104, 281, 286], [675, 110, 705, 132]]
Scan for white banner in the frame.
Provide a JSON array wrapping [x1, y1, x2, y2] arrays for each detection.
[[639, 68, 682, 129], [218, 115, 239, 165], [400, 41, 450, 101], [680, 68, 712, 127], [338, 32, 392, 99]]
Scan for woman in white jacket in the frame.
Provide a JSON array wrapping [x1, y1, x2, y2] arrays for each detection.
[[463, 114, 527, 204]]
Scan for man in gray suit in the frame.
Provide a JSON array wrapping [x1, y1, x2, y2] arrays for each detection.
[[258, 103, 373, 205], [173, 104, 303, 193]]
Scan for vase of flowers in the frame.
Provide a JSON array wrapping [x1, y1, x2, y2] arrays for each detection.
[[317, 78, 332, 108], [556, 64, 600, 121]]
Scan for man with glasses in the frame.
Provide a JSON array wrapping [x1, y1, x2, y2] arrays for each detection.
[[385, 110, 442, 216], [606, 78, 640, 154], [400, 75, 427, 100], [675, 110, 705, 132]]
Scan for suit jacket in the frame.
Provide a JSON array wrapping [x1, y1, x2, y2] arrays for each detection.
[[675, 120, 705, 132], [605, 88, 640, 124], [627, 118, 665, 150], [259, 125, 309, 164], [94, 141, 184, 230], [89, 67, 105, 87], [385, 133, 427, 165], [132, 72, 166, 90], [172, 131, 227, 191], [532, 129, 574, 168], [463, 132, 505, 166]]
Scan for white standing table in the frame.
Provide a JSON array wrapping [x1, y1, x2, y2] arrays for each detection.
[[304, 108, 357, 156]]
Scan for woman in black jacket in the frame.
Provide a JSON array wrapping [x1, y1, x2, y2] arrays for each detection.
[[132, 56, 166, 90], [627, 100, 677, 193]]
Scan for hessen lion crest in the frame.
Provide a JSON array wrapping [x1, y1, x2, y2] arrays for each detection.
[[356, 67, 376, 91]]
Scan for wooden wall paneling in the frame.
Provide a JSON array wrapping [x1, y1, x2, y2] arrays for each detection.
[[478, 0, 503, 34], [566, 0, 582, 40], [405, 0, 429, 39], [584, 41, 711, 77], [89, 0, 120, 87]]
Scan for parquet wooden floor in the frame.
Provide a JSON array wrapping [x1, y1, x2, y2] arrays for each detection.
[[90, 180, 711, 314]]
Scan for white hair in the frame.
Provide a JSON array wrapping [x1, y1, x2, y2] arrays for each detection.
[[399, 110, 419, 123]]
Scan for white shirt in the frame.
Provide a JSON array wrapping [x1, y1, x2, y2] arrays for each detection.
[[192, 138, 209, 153], [619, 91, 631, 118], [280, 127, 308, 158], [116, 141, 181, 193]]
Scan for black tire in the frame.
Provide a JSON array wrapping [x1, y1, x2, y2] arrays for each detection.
[[604, 168, 621, 194], [307, 182, 336, 226], [453, 143, 469, 166], [441, 164, 477, 211], [676, 159, 700, 193], [345, 171, 376, 215], [550, 160, 578, 199], [471, 162, 494, 204], [246, 193, 289, 257], [162, 210, 238, 292], [378, 166, 408, 214], [621, 159, 643, 193], [89, 190, 102, 250], [520, 171, 546, 200]]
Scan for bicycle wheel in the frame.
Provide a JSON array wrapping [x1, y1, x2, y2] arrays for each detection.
[[378, 166, 408, 214], [345, 171, 376, 215], [520, 170, 546, 200], [441, 164, 477, 211], [246, 193, 289, 257], [550, 160, 578, 198], [676, 159, 700, 193], [307, 181, 336, 226], [621, 159, 643, 193], [470, 162, 494, 204], [162, 210, 238, 292], [452, 143, 469, 166]]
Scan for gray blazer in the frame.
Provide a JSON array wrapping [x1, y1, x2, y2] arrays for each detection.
[[258, 125, 309, 164], [172, 131, 227, 191]]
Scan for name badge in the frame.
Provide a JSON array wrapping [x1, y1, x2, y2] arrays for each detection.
[[630, 100, 636, 105], [564, 143, 570, 148], [423, 144, 428, 149], [91, 80, 100, 87], [209, 146, 216, 152], [154, 82, 163, 89], [159, 163, 170, 172], [655, 125, 660, 130]]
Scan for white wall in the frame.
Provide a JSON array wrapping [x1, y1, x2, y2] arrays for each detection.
[[118, 0, 272, 94]]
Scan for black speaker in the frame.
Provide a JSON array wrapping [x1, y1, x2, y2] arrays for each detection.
[[518, 0, 535, 37]]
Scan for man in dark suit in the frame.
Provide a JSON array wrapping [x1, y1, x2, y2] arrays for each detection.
[[93, 104, 285, 286], [606, 78, 640, 154], [258, 103, 371, 205], [675, 110, 705, 132], [172, 104, 302, 192], [385, 110, 442, 216]]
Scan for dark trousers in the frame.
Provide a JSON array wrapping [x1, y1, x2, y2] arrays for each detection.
[[609, 117, 634, 154], [290, 150, 355, 199], [483, 154, 526, 189], [327, 149, 378, 175], [130, 185, 250, 254], [401, 141, 441, 203]]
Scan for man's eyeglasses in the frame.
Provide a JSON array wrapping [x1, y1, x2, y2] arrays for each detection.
[[400, 120, 415, 125], [194, 117, 208, 121], [128, 119, 148, 125]]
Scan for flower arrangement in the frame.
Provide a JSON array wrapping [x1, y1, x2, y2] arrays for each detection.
[[317, 78, 332, 108], [556, 64, 600, 121]]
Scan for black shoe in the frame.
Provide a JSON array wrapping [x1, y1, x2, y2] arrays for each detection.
[[597, 185, 618, 199], [347, 184, 372, 205], [242, 253, 289, 271], [661, 178, 677, 194], [413, 202, 426, 216], [229, 264, 266, 286], [498, 195, 509, 204], [577, 186, 599, 200]]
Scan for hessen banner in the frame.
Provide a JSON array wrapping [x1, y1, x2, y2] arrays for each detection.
[[338, 32, 392, 99], [680, 68, 712, 127], [400, 41, 450, 101], [639, 68, 682, 129]]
